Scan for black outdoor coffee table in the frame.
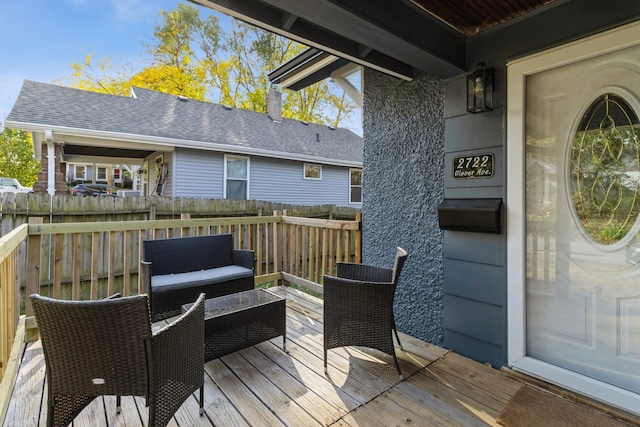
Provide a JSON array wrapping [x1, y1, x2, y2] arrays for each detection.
[[182, 288, 286, 362]]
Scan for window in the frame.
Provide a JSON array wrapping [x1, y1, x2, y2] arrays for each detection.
[[113, 168, 121, 181], [304, 163, 322, 179], [97, 167, 107, 181], [350, 168, 362, 203], [570, 93, 640, 246], [74, 165, 86, 181], [225, 155, 249, 200]]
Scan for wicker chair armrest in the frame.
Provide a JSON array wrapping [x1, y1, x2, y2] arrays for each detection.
[[232, 249, 255, 270], [105, 293, 122, 300], [140, 260, 152, 295], [151, 293, 204, 340], [335, 262, 393, 283]]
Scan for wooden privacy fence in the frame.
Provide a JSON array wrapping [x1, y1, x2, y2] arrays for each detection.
[[23, 213, 361, 303], [0, 193, 358, 237]]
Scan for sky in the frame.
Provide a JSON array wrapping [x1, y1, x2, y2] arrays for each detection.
[[0, 0, 362, 135]]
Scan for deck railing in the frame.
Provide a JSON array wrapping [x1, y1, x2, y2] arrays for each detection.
[[0, 212, 361, 420]]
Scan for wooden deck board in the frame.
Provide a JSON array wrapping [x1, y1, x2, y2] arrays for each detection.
[[4, 340, 45, 427], [205, 358, 286, 426], [240, 344, 344, 425], [201, 368, 249, 427], [406, 370, 503, 425], [355, 389, 457, 427], [221, 350, 323, 426], [4, 285, 589, 427], [423, 352, 521, 413]]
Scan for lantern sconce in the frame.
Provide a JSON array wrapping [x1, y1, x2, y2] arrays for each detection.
[[467, 63, 494, 114]]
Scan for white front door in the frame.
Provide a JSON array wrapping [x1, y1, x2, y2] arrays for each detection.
[[507, 22, 640, 414]]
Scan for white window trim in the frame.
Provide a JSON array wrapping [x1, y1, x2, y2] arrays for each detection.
[[74, 165, 86, 181], [96, 166, 107, 181], [506, 21, 640, 414], [223, 154, 250, 200], [303, 163, 322, 180], [349, 168, 362, 204]]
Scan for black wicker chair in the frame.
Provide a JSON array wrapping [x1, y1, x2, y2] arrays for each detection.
[[30, 292, 206, 427], [323, 247, 408, 379]]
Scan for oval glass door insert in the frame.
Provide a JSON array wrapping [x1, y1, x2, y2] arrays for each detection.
[[570, 93, 640, 246]]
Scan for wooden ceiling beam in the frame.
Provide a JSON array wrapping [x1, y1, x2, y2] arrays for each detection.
[[192, 0, 465, 79]]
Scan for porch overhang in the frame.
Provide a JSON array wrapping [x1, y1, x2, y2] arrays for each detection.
[[189, 0, 560, 82], [189, 0, 468, 81], [268, 48, 350, 91]]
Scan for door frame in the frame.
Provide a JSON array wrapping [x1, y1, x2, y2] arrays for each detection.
[[506, 21, 640, 414]]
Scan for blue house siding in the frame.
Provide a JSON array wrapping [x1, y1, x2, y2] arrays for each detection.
[[170, 148, 358, 205], [250, 157, 356, 206], [173, 149, 224, 198], [442, 76, 507, 367], [362, 70, 445, 345]]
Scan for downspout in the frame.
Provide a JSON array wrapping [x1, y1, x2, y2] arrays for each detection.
[[45, 130, 55, 196]]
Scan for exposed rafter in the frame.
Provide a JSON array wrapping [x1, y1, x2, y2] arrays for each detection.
[[190, 0, 561, 83], [190, 0, 465, 80]]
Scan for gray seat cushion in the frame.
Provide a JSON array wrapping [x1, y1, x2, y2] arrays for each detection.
[[151, 265, 254, 291]]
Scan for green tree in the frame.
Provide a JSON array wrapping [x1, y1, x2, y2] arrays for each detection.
[[58, 54, 132, 96], [150, 7, 356, 124], [0, 123, 40, 186], [130, 63, 208, 100], [62, 2, 357, 128]]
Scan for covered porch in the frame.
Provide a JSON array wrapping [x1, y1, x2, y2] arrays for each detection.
[[6, 285, 632, 427]]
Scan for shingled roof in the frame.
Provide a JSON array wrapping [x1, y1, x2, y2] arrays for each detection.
[[7, 80, 362, 166]]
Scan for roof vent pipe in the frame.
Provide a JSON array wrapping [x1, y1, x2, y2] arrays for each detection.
[[316, 133, 320, 142]]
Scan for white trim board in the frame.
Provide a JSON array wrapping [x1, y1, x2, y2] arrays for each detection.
[[506, 20, 640, 415]]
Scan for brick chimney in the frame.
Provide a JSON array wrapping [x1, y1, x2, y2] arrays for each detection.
[[267, 87, 282, 122]]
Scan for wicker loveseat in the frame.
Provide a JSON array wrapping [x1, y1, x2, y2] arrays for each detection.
[[141, 234, 255, 320]]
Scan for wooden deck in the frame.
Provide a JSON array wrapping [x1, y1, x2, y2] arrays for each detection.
[[1, 286, 627, 427]]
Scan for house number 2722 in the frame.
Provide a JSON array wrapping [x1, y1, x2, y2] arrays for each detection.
[[452, 153, 494, 179]]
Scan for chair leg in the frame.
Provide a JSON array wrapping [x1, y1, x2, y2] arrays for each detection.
[[392, 317, 403, 350], [392, 353, 403, 381], [199, 385, 204, 415], [116, 396, 121, 414], [324, 348, 328, 374]]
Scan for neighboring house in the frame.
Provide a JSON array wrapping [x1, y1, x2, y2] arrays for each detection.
[[6, 81, 362, 206], [197, 0, 640, 416], [66, 162, 134, 188]]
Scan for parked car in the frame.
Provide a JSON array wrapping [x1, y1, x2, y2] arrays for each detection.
[[0, 177, 33, 193], [70, 183, 120, 197]]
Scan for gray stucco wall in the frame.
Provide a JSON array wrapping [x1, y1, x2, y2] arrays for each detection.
[[362, 70, 445, 345]]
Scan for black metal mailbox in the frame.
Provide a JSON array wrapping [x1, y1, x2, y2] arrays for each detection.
[[437, 198, 502, 234]]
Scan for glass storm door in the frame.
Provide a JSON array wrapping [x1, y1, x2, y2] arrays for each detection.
[[523, 39, 640, 398]]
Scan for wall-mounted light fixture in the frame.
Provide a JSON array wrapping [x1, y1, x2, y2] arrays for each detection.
[[467, 63, 494, 114]]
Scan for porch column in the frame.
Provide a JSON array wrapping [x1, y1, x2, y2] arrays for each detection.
[[47, 141, 55, 195], [32, 133, 68, 195]]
